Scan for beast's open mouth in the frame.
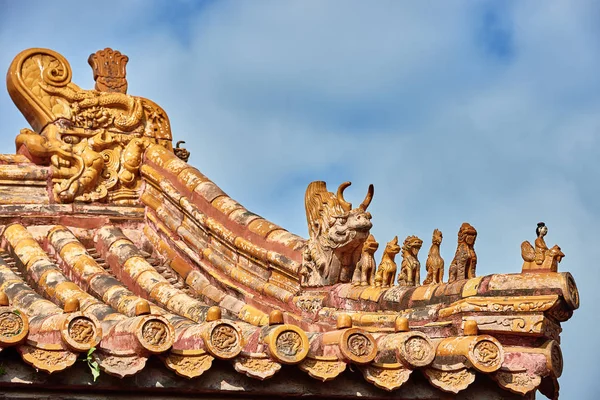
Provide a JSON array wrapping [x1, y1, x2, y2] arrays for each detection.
[[355, 224, 372, 232]]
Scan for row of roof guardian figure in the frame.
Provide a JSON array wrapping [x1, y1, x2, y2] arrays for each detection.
[[300, 181, 564, 287], [301, 181, 478, 287], [351, 222, 477, 288]]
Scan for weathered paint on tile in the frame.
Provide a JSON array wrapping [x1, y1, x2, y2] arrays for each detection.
[[411, 284, 439, 302], [266, 230, 305, 250], [248, 219, 280, 239], [212, 196, 244, 216], [177, 167, 210, 193], [194, 181, 226, 204], [462, 277, 484, 298], [228, 208, 261, 227]]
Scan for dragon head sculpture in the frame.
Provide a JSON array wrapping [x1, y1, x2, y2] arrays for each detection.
[[7, 48, 175, 204], [301, 181, 374, 287]]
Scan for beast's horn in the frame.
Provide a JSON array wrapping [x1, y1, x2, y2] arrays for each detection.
[[359, 184, 374, 211], [337, 181, 352, 212]]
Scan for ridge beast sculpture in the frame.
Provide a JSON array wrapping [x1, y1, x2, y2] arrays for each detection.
[[397, 235, 423, 286], [6, 48, 175, 204], [423, 229, 444, 285], [351, 234, 379, 286], [521, 222, 565, 272], [374, 236, 400, 288], [301, 181, 374, 287], [448, 222, 478, 282]]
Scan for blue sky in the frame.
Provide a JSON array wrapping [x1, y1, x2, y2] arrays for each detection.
[[1, 1, 599, 398]]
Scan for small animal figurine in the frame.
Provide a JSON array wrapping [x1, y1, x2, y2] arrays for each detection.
[[398, 236, 423, 286], [448, 223, 477, 283], [374, 236, 400, 288], [521, 222, 564, 272], [423, 229, 444, 285], [352, 234, 379, 286]]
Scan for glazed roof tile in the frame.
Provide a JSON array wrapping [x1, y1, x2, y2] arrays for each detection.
[[0, 47, 578, 399]]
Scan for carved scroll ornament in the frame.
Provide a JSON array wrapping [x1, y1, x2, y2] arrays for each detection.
[[361, 364, 412, 391], [164, 353, 214, 379], [19, 345, 77, 374], [7, 48, 175, 204], [424, 367, 476, 393], [234, 354, 282, 380], [299, 357, 347, 381], [494, 370, 541, 395]]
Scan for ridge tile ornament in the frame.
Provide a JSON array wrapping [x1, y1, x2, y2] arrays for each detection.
[[423, 229, 444, 285], [448, 223, 478, 283], [0, 48, 581, 400], [174, 140, 190, 162], [521, 222, 565, 273], [7, 48, 175, 204], [374, 236, 400, 288], [398, 235, 423, 286], [301, 181, 374, 287], [352, 234, 379, 286]]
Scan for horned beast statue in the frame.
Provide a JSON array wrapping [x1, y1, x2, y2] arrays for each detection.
[[301, 181, 374, 287]]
